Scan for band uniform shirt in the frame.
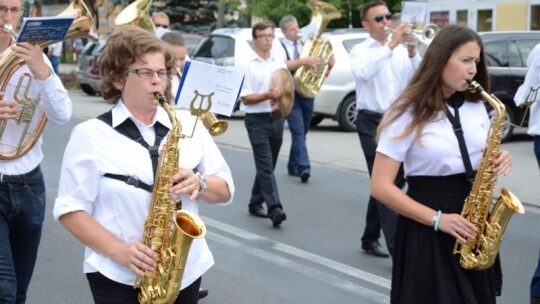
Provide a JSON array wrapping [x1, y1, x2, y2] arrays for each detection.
[[514, 43, 540, 137], [0, 48, 71, 175], [239, 51, 287, 113], [350, 36, 421, 114], [276, 37, 302, 62], [376, 101, 490, 177], [54, 100, 235, 289]]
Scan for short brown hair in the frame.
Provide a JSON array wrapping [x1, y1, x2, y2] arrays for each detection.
[[251, 21, 275, 38], [99, 25, 175, 103], [360, 0, 387, 21], [161, 31, 186, 47]]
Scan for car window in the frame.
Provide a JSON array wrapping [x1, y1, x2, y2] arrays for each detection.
[[484, 40, 508, 67], [509, 39, 538, 68], [81, 41, 98, 56], [194, 36, 235, 60], [342, 38, 366, 53], [92, 41, 107, 56]]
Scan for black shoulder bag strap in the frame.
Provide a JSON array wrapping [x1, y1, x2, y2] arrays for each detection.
[[97, 110, 169, 192], [445, 94, 475, 183]]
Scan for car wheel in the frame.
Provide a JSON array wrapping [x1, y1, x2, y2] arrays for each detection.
[[80, 84, 97, 96], [486, 104, 514, 143], [338, 95, 357, 132], [310, 115, 324, 128]]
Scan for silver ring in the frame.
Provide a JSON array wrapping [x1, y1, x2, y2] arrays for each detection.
[[188, 178, 192, 185]]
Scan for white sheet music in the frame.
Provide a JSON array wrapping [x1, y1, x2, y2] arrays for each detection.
[[174, 61, 244, 117]]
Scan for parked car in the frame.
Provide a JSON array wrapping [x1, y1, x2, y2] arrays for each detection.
[[191, 27, 284, 67], [75, 38, 106, 96], [311, 29, 369, 131], [479, 31, 539, 142]]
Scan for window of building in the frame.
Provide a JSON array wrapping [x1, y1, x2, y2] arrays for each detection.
[[457, 10, 468, 27], [430, 11, 449, 28], [477, 9, 493, 32], [532, 5, 540, 30]]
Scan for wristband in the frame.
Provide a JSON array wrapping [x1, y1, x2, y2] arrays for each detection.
[[433, 210, 442, 232]]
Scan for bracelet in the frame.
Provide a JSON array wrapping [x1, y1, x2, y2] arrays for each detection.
[[433, 210, 442, 232]]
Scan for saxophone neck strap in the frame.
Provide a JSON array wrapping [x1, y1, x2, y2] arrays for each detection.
[[97, 110, 170, 193], [445, 93, 475, 183]]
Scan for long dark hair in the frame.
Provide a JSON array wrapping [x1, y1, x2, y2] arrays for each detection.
[[377, 25, 489, 142]]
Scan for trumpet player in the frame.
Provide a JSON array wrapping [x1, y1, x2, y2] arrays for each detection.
[[514, 43, 540, 169], [0, 0, 72, 302], [349, 0, 421, 259]]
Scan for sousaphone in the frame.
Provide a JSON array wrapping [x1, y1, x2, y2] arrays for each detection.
[[270, 68, 295, 117]]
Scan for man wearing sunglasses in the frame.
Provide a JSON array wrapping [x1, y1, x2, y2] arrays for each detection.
[[349, 0, 421, 259]]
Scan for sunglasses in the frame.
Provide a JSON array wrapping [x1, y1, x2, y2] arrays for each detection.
[[373, 13, 393, 23], [154, 23, 169, 29]]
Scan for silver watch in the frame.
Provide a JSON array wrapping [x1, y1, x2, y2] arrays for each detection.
[[197, 173, 208, 194]]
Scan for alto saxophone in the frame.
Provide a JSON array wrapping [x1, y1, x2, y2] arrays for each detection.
[[138, 94, 206, 304], [452, 81, 525, 270]]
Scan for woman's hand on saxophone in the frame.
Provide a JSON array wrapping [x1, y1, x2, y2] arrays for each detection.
[[170, 167, 200, 201], [114, 241, 157, 277], [438, 213, 477, 244], [11, 42, 51, 80], [494, 150, 512, 176]]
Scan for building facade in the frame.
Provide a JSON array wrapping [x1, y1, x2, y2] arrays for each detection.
[[426, 0, 540, 31]]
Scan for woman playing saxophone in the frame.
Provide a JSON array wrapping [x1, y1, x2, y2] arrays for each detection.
[[53, 25, 234, 304], [370, 25, 512, 303]]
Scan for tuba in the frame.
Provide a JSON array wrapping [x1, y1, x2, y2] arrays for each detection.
[[0, 0, 97, 161], [293, 0, 341, 98], [138, 94, 206, 304], [453, 81, 525, 270], [115, 0, 156, 33]]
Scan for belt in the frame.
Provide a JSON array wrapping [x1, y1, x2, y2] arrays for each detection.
[[0, 166, 41, 184]]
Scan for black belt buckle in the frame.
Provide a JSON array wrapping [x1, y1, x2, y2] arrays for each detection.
[[126, 177, 140, 187]]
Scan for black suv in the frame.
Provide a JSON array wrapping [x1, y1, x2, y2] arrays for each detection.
[[480, 31, 539, 142]]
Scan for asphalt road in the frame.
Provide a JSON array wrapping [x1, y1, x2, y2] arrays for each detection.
[[24, 90, 540, 304]]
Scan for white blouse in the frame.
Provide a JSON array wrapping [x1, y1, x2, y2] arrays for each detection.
[[54, 101, 234, 289], [377, 101, 491, 176]]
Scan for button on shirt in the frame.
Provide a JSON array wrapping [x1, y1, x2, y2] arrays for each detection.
[[514, 43, 540, 137], [240, 52, 287, 113], [350, 37, 421, 114], [377, 101, 490, 176], [0, 51, 71, 175], [54, 101, 235, 289]]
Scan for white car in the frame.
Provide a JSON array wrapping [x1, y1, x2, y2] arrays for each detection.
[[312, 29, 369, 131]]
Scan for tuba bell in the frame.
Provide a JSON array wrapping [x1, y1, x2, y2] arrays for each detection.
[[293, 0, 341, 98], [0, 0, 97, 161], [115, 0, 156, 33]]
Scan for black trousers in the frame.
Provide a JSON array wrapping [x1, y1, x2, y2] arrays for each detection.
[[244, 113, 285, 215], [86, 272, 201, 304], [356, 109, 406, 256]]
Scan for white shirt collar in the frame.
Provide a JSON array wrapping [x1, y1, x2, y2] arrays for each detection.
[[112, 99, 172, 130]]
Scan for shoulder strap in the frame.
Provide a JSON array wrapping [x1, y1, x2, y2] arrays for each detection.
[[279, 39, 291, 61], [97, 110, 170, 192], [445, 95, 475, 183]]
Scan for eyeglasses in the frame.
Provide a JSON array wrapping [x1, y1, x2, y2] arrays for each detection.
[[256, 34, 275, 40], [154, 23, 169, 29], [373, 13, 393, 23], [126, 68, 171, 80], [0, 5, 23, 17]]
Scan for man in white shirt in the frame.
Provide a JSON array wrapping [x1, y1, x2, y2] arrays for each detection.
[[0, 0, 72, 302], [350, 0, 421, 258], [240, 21, 288, 227]]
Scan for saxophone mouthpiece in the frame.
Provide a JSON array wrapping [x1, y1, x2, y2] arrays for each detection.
[[154, 93, 167, 105], [3, 23, 18, 40]]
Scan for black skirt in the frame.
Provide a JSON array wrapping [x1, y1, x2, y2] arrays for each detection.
[[391, 173, 501, 304]]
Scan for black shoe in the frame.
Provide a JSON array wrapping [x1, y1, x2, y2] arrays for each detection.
[[248, 204, 267, 218], [300, 171, 310, 183], [198, 287, 208, 299], [270, 209, 287, 227], [361, 241, 390, 258]]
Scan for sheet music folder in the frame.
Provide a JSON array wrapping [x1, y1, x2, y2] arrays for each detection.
[[16, 16, 75, 43]]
